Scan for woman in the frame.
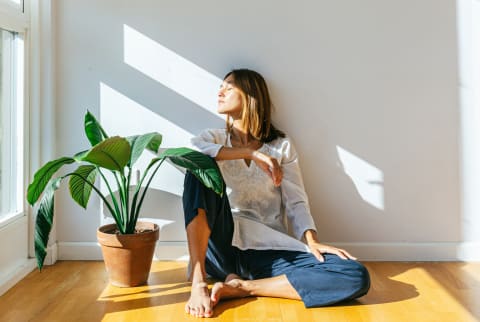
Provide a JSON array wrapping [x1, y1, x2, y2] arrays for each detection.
[[183, 69, 370, 318]]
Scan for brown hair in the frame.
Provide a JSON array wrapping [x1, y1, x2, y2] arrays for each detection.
[[224, 69, 285, 143]]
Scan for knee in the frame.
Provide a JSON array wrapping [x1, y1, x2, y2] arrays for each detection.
[[183, 171, 202, 192], [183, 170, 223, 199], [349, 261, 371, 297]]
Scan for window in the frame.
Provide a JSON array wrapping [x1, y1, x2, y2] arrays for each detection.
[[0, 27, 24, 222], [0, 0, 24, 13]]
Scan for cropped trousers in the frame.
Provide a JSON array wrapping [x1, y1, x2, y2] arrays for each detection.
[[182, 171, 370, 307]]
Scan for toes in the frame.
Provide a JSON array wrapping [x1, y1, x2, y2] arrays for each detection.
[[189, 307, 199, 317], [197, 306, 205, 317], [188, 305, 211, 318], [204, 307, 213, 317]]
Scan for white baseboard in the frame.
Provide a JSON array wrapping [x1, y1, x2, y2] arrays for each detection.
[[0, 258, 36, 296], [50, 241, 480, 262], [332, 241, 480, 261], [57, 241, 190, 261], [43, 243, 58, 265], [58, 242, 103, 260]]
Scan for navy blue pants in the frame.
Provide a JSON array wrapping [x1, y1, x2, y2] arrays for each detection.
[[183, 171, 370, 307]]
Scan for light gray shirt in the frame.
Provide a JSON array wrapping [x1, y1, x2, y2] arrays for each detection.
[[191, 128, 317, 252]]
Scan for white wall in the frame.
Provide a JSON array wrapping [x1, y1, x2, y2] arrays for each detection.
[[52, 0, 474, 260]]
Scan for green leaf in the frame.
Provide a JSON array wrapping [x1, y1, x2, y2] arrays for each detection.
[[127, 132, 162, 166], [35, 178, 62, 270], [68, 165, 98, 209], [73, 150, 89, 162], [27, 157, 75, 205], [80, 136, 131, 171], [84, 110, 109, 146], [160, 148, 224, 195]]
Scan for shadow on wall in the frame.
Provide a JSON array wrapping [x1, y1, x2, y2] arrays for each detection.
[[96, 23, 385, 245], [97, 24, 225, 238]]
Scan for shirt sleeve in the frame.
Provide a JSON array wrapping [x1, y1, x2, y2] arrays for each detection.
[[190, 129, 225, 157], [280, 138, 317, 240]]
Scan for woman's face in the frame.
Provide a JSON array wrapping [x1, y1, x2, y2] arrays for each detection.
[[218, 74, 243, 118]]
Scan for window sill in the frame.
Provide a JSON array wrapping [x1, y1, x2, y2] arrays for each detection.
[[0, 211, 26, 230]]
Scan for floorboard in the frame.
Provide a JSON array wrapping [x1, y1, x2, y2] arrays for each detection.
[[0, 261, 479, 322]]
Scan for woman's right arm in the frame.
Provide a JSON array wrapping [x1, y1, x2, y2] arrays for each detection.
[[191, 129, 282, 186], [216, 147, 283, 186]]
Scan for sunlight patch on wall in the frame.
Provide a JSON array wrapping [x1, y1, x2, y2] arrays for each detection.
[[99, 81, 191, 197], [457, 0, 480, 245], [123, 24, 222, 118], [336, 146, 384, 210]]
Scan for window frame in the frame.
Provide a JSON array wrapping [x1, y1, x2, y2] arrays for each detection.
[[0, 0, 28, 31], [0, 0, 29, 228]]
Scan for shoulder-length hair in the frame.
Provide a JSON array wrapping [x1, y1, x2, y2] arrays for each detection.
[[224, 69, 285, 143]]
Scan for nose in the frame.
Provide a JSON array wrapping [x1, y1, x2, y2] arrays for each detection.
[[218, 88, 225, 97]]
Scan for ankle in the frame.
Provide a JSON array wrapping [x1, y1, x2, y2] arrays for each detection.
[[238, 280, 256, 296], [193, 281, 208, 288]]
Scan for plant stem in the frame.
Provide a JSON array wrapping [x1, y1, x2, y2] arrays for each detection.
[[112, 171, 127, 232], [132, 158, 165, 228], [119, 170, 130, 233], [97, 168, 122, 226], [128, 158, 161, 232], [125, 166, 132, 233]]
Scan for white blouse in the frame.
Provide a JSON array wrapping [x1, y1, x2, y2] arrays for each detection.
[[191, 128, 316, 252]]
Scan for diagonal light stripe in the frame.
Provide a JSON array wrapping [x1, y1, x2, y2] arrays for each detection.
[[336, 146, 384, 210], [100, 82, 190, 197], [123, 24, 222, 118]]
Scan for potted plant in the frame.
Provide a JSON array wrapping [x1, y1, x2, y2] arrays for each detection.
[[27, 111, 223, 287]]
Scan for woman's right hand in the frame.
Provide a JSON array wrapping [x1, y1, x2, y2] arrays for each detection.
[[252, 150, 283, 186]]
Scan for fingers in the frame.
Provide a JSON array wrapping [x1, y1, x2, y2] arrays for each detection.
[[340, 249, 357, 260], [270, 159, 283, 187], [312, 244, 358, 261], [252, 152, 283, 186], [312, 249, 325, 262], [263, 157, 282, 186], [332, 249, 349, 260], [329, 247, 357, 260]]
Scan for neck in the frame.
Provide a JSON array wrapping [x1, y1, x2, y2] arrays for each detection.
[[231, 123, 252, 145]]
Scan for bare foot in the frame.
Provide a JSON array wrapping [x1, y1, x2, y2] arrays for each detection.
[[210, 274, 251, 306], [185, 282, 213, 318], [225, 273, 240, 283]]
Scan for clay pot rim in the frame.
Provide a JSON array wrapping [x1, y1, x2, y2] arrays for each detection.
[[97, 222, 159, 235], [97, 222, 160, 248]]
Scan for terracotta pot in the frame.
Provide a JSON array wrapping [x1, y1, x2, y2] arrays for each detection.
[[97, 222, 159, 287]]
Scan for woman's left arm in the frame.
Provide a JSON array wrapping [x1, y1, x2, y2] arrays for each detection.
[[280, 139, 317, 241], [280, 138, 357, 262]]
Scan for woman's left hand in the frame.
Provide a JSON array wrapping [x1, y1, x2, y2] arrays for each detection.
[[307, 241, 357, 262]]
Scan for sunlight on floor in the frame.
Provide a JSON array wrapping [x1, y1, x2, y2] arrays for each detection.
[[98, 262, 191, 322], [389, 266, 478, 322], [95, 262, 480, 322]]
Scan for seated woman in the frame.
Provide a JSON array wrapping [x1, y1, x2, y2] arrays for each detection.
[[183, 68, 370, 318]]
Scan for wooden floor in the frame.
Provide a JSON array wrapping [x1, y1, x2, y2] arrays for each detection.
[[0, 261, 479, 322]]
